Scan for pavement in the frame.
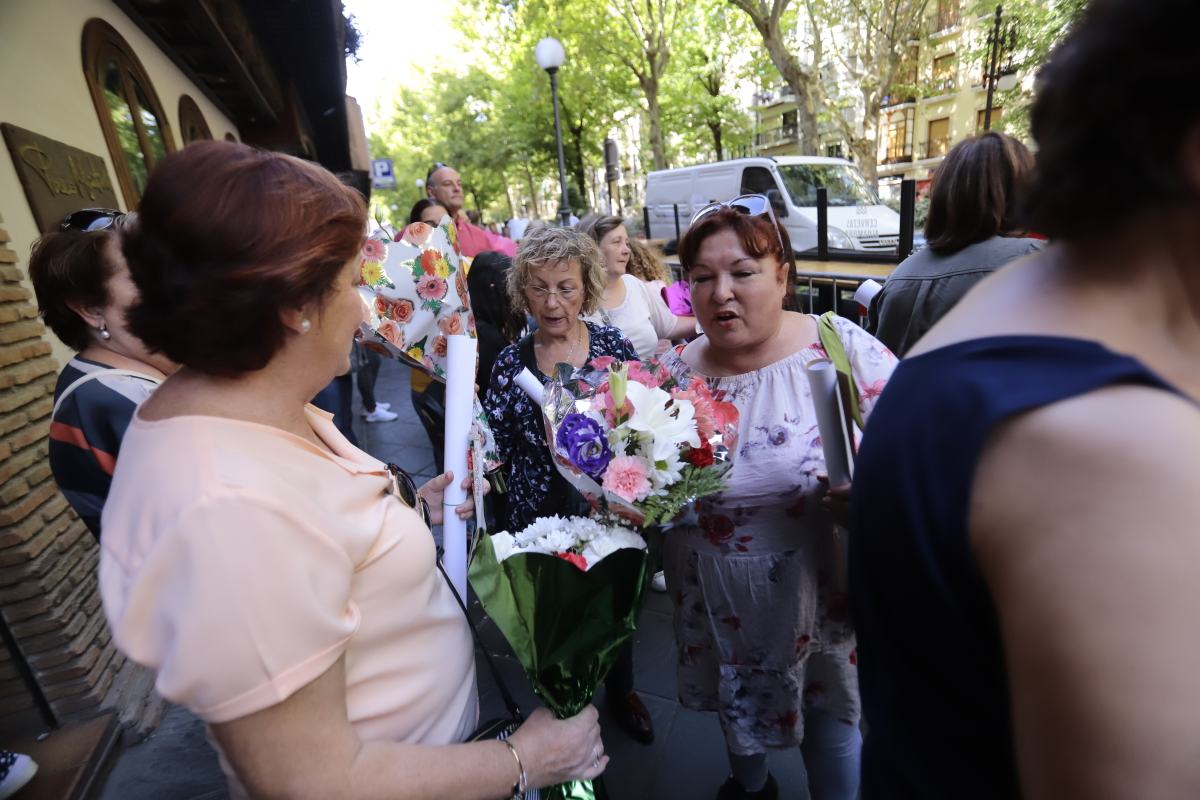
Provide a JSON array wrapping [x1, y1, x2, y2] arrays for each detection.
[[95, 357, 813, 800]]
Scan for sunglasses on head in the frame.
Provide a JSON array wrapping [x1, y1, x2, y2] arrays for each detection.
[[60, 208, 125, 233], [689, 194, 788, 261], [426, 162, 450, 183], [385, 462, 433, 529]]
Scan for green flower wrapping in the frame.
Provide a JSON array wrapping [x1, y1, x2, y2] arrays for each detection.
[[468, 533, 652, 800]]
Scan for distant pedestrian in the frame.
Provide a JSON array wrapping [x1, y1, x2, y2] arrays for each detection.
[[426, 163, 517, 257]]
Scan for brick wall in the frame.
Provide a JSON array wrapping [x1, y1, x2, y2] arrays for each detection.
[[0, 211, 163, 739]]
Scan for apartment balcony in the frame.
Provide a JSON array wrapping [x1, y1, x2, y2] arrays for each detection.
[[881, 145, 914, 166], [755, 125, 799, 148], [924, 77, 957, 97], [752, 87, 798, 108]]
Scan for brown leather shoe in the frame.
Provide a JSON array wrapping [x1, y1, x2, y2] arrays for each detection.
[[611, 690, 654, 744]]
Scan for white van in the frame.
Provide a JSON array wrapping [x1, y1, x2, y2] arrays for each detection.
[[645, 156, 901, 254]]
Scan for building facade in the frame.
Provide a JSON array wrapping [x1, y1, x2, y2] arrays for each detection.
[[0, 0, 368, 743]]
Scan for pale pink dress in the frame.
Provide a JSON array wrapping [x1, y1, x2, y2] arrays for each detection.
[[99, 405, 477, 797]]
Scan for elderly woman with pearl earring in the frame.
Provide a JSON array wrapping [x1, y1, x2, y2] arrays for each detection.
[[29, 210, 178, 539]]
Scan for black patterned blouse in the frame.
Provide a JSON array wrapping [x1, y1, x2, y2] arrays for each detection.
[[483, 321, 636, 532]]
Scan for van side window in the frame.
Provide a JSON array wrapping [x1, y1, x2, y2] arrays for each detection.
[[740, 167, 778, 196]]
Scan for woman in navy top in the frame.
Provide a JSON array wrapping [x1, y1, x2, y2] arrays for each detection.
[[850, 1, 1200, 796]]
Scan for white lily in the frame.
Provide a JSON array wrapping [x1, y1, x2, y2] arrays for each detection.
[[624, 382, 701, 449]]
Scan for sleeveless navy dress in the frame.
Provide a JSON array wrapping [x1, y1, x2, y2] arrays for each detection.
[[848, 336, 1187, 799]]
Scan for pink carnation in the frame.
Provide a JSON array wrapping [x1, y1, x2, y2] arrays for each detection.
[[627, 361, 664, 388], [602, 455, 652, 502], [589, 355, 616, 371]]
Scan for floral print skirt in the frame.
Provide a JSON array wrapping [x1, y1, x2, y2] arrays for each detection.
[[664, 524, 861, 756]]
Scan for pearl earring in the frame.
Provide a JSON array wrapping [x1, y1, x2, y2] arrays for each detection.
[[300, 319, 312, 334], [98, 321, 111, 340]]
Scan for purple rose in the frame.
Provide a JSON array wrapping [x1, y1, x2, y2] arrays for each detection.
[[555, 413, 613, 478]]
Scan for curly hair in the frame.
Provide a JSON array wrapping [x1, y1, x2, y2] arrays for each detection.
[[1024, 0, 1200, 239], [122, 141, 367, 377], [507, 225, 607, 316], [627, 238, 671, 284]]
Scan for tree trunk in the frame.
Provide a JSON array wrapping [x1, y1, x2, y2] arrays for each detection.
[[642, 75, 669, 170], [522, 161, 541, 219], [737, 1, 820, 155], [708, 121, 724, 160]]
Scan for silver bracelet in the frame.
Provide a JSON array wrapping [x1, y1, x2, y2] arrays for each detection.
[[503, 739, 528, 798]]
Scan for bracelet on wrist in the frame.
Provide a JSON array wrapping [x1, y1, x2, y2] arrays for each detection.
[[502, 739, 528, 798]]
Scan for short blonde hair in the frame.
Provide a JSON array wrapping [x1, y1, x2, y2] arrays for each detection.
[[507, 226, 607, 316]]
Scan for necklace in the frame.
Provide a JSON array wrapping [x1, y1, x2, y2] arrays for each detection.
[[536, 320, 584, 374]]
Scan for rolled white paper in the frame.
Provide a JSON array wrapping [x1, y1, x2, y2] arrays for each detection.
[[514, 367, 544, 402], [804, 359, 854, 488], [854, 279, 883, 313], [442, 334, 478, 598]]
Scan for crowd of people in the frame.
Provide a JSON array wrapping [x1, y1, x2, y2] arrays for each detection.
[[8, 0, 1198, 798]]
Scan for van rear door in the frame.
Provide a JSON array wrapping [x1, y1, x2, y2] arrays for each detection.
[[645, 170, 693, 240]]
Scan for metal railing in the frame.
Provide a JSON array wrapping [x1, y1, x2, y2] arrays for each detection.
[[754, 125, 799, 147]]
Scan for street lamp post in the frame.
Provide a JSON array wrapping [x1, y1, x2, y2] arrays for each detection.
[[415, 177, 425, 202], [983, 4, 1019, 130], [535, 37, 572, 227]]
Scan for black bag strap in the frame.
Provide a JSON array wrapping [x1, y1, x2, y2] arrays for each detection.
[[436, 550, 523, 721]]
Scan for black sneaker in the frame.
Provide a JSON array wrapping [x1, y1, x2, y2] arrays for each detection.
[[715, 772, 778, 800]]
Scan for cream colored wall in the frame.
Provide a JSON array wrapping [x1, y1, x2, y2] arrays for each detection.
[[0, 0, 238, 363]]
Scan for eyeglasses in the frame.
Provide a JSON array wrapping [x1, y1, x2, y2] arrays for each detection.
[[385, 462, 433, 529], [689, 194, 788, 263], [525, 285, 580, 302], [60, 208, 125, 233]]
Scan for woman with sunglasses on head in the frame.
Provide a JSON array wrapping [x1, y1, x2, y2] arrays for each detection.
[[98, 141, 605, 800], [483, 226, 659, 746], [851, 1, 1200, 796], [29, 210, 178, 539], [662, 197, 895, 800], [580, 215, 695, 360]]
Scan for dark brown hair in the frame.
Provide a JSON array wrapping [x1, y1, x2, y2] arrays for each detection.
[[923, 132, 1034, 255], [1024, 0, 1200, 240], [29, 229, 119, 351], [122, 140, 367, 376]]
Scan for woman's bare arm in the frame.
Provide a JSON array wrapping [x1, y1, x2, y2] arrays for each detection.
[[212, 657, 606, 800], [971, 385, 1200, 799]]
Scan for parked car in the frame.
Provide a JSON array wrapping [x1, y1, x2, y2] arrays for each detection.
[[645, 156, 903, 254]]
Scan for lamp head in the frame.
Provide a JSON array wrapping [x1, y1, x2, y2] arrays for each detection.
[[535, 37, 566, 72]]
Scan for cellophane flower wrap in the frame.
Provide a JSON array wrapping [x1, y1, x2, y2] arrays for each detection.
[[469, 516, 649, 800], [356, 218, 503, 511], [542, 357, 739, 527]]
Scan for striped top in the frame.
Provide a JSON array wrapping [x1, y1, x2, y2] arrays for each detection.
[[48, 357, 159, 539]]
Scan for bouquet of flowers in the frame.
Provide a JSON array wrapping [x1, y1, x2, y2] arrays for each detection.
[[539, 357, 739, 527], [470, 516, 650, 800]]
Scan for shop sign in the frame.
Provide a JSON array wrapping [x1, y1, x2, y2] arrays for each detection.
[[2, 123, 120, 233]]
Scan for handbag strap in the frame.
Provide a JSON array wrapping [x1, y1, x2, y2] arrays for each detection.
[[52, 367, 161, 419], [436, 552, 523, 721]]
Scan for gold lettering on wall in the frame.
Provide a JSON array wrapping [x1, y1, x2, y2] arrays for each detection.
[[2, 123, 121, 233]]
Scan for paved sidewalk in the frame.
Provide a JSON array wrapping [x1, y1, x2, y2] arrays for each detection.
[[96, 358, 811, 800]]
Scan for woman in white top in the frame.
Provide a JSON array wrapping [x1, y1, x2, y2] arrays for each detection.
[[581, 216, 695, 359]]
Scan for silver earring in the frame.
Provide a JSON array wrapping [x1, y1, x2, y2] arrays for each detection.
[[300, 319, 312, 334], [98, 321, 111, 340]]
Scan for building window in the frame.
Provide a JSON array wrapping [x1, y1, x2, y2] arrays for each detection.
[[931, 54, 956, 95], [882, 107, 914, 164], [825, 143, 844, 159], [935, 0, 959, 31], [81, 19, 176, 206], [926, 117, 951, 158], [178, 95, 212, 144], [976, 107, 1003, 131]]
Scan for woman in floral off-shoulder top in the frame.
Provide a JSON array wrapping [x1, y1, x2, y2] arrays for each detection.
[[665, 202, 896, 800]]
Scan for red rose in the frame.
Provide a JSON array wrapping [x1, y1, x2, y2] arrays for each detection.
[[557, 551, 588, 571], [686, 442, 714, 468], [391, 298, 415, 324]]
